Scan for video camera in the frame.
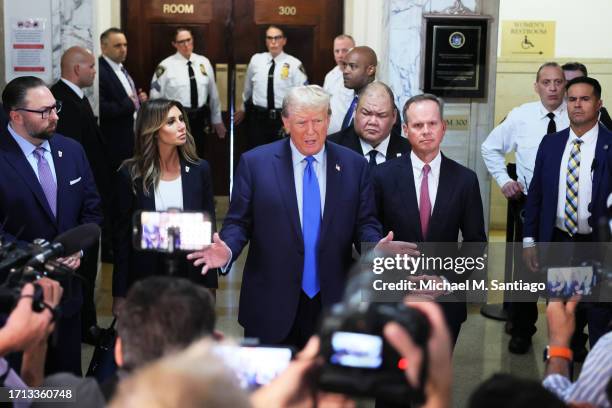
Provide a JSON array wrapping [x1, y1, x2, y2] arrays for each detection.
[[0, 223, 100, 313], [318, 262, 431, 405]]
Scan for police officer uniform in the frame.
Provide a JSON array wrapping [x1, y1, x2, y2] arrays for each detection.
[[242, 51, 307, 148], [150, 52, 222, 158]]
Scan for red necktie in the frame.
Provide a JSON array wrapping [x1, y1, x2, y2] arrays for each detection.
[[419, 164, 431, 239]]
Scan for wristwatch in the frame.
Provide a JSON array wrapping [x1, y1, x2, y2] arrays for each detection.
[[543, 345, 573, 362]]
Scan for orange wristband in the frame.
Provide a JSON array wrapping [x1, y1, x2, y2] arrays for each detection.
[[545, 345, 573, 361]]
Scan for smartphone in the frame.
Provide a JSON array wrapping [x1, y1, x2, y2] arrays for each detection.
[[132, 210, 212, 252], [329, 331, 383, 369], [214, 345, 294, 391], [546, 266, 595, 298]]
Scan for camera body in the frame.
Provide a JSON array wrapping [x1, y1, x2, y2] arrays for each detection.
[[318, 301, 430, 404]]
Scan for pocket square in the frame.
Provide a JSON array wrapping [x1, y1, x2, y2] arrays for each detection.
[[69, 177, 82, 185]]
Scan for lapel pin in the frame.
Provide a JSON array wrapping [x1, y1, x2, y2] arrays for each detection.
[[185, 166, 190, 173], [605, 145, 609, 150], [396, 153, 402, 157], [335, 164, 341, 172], [58, 150, 63, 158]]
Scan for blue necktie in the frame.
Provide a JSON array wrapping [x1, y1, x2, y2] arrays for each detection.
[[302, 156, 321, 298], [341, 95, 358, 130]]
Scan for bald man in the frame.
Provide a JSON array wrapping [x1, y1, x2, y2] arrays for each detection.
[[323, 34, 355, 134], [51, 46, 109, 341], [341, 46, 402, 136]]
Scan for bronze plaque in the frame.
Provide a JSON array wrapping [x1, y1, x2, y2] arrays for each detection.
[[254, 0, 320, 25], [149, 0, 212, 23]]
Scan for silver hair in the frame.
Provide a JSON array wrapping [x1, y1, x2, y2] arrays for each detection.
[[281, 85, 331, 118]]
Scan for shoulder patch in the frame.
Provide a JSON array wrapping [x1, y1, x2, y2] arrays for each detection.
[[199, 63, 207, 76], [155, 65, 166, 78], [280, 62, 290, 80]]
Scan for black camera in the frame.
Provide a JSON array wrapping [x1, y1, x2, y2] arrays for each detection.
[[318, 265, 431, 404]]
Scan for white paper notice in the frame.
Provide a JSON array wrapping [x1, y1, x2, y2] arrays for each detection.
[[11, 19, 46, 73]]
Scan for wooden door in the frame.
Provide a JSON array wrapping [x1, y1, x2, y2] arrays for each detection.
[[122, 0, 343, 194]]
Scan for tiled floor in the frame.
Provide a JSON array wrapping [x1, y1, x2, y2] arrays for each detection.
[[87, 200, 557, 408]]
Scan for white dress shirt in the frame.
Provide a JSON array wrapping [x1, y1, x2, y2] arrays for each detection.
[[411, 151, 441, 213], [555, 125, 598, 234], [482, 101, 569, 192], [102, 55, 135, 101], [8, 124, 57, 183], [323, 65, 354, 134], [242, 51, 307, 110], [60, 78, 84, 99], [290, 140, 326, 224], [150, 52, 222, 124], [154, 176, 184, 211], [360, 135, 391, 165]]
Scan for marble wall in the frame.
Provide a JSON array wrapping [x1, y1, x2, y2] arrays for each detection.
[[383, 0, 498, 228]]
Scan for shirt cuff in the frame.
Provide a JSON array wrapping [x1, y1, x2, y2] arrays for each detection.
[[523, 237, 536, 248], [496, 174, 514, 190], [220, 248, 233, 274]]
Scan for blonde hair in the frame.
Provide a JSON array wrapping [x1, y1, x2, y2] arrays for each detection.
[[121, 99, 198, 195], [109, 340, 250, 408]]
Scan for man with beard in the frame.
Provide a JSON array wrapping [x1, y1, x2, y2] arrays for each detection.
[[0, 76, 103, 375]]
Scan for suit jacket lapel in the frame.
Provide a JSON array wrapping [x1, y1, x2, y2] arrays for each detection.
[[591, 124, 609, 206], [429, 155, 453, 241], [100, 57, 129, 98], [180, 160, 197, 210], [397, 155, 423, 241], [0, 132, 56, 224], [321, 143, 340, 239], [551, 129, 570, 199], [273, 140, 303, 247]]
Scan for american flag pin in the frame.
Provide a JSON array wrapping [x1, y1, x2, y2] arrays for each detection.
[[58, 151, 62, 157], [335, 164, 341, 172], [185, 166, 190, 173]]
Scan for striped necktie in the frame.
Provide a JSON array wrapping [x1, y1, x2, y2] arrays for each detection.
[[564, 139, 583, 236]]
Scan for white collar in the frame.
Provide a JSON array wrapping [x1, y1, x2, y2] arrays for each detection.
[[569, 123, 598, 145], [539, 101, 567, 119], [290, 139, 326, 167], [60, 78, 84, 99], [359, 134, 391, 157], [102, 55, 124, 72], [411, 150, 442, 175]]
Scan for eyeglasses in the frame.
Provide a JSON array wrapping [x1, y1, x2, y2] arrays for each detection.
[[174, 38, 193, 45], [266, 35, 284, 42], [14, 101, 62, 119]]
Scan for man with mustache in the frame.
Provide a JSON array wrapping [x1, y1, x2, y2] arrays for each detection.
[[0, 76, 103, 375], [329, 81, 410, 165]]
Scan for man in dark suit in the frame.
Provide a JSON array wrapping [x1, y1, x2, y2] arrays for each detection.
[[0, 76, 103, 375], [523, 76, 612, 347], [329, 81, 410, 165], [188, 85, 393, 349], [99, 27, 147, 171], [51, 46, 111, 340], [373, 93, 486, 344]]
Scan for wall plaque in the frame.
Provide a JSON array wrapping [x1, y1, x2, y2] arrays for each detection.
[[423, 16, 489, 98]]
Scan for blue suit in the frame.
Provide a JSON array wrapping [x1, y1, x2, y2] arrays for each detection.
[[112, 159, 218, 297], [221, 139, 382, 343], [524, 124, 612, 242], [0, 127, 103, 375]]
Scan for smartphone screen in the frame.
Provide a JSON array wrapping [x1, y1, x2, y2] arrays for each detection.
[[329, 331, 383, 369], [214, 345, 294, 391], [136, 211, 212, 251], [547, 266, 595, 298]]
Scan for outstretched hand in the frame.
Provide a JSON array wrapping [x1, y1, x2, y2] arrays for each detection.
[[186, 233, 232, 275]]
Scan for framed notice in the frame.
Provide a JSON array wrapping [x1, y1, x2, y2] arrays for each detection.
[[422, 15, 489, 98]]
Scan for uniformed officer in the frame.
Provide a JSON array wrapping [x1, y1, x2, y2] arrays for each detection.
[[150, 27, 226, 158], [234, 25, 308, 149]]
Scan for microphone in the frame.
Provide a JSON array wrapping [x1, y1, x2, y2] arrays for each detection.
[[26, 223, 100, 267]]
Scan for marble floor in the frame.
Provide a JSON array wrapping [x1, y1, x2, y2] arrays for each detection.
[[86, 198, 560, 408]]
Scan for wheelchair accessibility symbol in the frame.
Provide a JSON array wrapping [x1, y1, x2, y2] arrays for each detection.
[[521, 35, 535, 49]]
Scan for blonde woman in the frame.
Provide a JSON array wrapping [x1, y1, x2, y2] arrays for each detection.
[[112, 99, 217, 313]]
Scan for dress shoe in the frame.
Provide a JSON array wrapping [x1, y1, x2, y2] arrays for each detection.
[[508, 335, 532, 354]]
